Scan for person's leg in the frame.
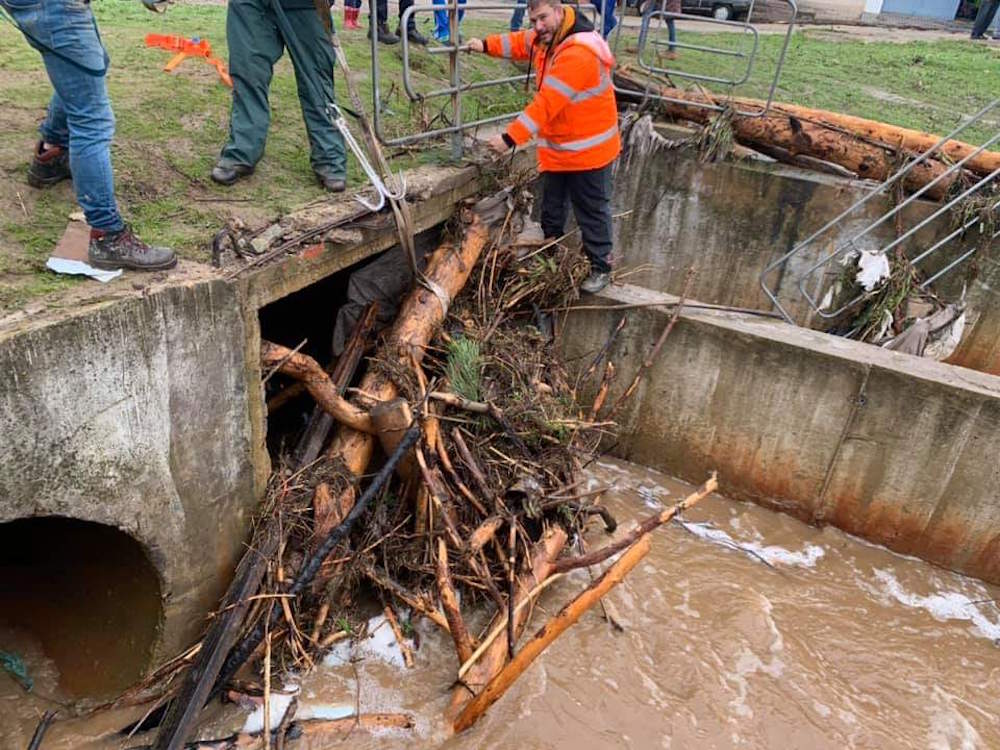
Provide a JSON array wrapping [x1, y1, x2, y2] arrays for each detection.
[[433, 0, 449, 40], [11, 0, 121, 230], [567, 164, 614, 277], [28, 91, 72, 188], [397, 0, 427, 43], [219, 0, 283, 172], [667, 18, 676, 53], [510, 0, 525, 31], [368, 0, 399, 41], [540, 171, 571, 241], [344, 0, 361, 29], [276, 6, 347, 188], [601, 0, 617, 37], [971, 0, 999, 37], [458, 0, 466, 25]]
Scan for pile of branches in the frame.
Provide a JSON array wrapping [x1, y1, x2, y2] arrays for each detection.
[[115, 191, 716, 750]]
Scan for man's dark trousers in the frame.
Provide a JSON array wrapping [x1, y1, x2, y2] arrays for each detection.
[[540, 164, 614, 274], [221, 0, 346, 178], [971, 0, 999, 37], [371, 0, 418, 31]]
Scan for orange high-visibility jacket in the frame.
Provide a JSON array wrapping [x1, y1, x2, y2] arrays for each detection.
[[484, 6, 620, 172]]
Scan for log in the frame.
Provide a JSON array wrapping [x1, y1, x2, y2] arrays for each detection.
[[445, 527, 568, 723], [553, 474, 717, 574], [615, 72, 959, 199], [321, 214, 492, 539], [260, 341, 375, 434], [294, 302, 378, 470], [453, 535, 652, 733], [152, 523, 281, 750], [437, 538, 475, 665], [739, 97, 1000, 179], [370, 398, 417, 481]]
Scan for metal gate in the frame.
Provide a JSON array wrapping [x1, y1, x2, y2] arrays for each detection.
[[759, 99, 1000, 327], [609, 0, 798, 117], [370, 2, 603, 156]]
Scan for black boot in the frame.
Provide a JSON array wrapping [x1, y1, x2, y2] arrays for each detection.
[[89, 224, 177, 271], [27, 141, 71, 188], [399, 23, 428, 45], [368, 22, 399, 44]]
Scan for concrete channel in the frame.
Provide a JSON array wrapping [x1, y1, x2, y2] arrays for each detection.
[[1, 146, 997, 700]]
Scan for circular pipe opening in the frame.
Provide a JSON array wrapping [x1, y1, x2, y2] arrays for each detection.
[[0, 516, 163, 699]]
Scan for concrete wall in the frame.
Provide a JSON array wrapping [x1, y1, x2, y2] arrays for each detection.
[[0, 275, 257, 660], [611, 150, 1000, 374], [562, 283, 1000, 583]]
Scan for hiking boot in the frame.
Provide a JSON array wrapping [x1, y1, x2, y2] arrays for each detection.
[[27, 141, 71, 188], [369, 23, 399, 44], [399, 25, 428, 45], [211, 162, 254, 186], [580, 271, 611, 294], [316, 171, 346, 193], [88, 224, 177, 272]]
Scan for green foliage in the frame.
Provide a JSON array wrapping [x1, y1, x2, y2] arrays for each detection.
[[445, 336, 483, 402]]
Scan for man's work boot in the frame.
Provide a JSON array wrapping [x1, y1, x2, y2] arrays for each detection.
[[316, 170, 347, 193], [580, 271, 611, 294], [399, 24, 428, 44], [27, 141, 71, 188], [369, 22, 399, 44], [211, 163, 254, 186], [89, 225, 177, 271]]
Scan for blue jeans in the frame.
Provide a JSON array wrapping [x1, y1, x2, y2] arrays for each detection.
[[640, 2, 676, 52], [1, 0, 123, 231], [433, 0, 464, 41], [510, 0, 525, 31]]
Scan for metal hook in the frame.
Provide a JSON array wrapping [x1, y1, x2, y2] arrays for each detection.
[[327, 103, 407, 212]]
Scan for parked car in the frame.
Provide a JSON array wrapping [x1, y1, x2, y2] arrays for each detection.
[[624, 0, 752, 21]]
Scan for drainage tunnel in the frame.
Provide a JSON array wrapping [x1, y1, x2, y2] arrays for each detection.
[[0, 516, 163, 699]]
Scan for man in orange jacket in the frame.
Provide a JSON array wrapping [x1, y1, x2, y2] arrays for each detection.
[[467, 0, 620, 293]]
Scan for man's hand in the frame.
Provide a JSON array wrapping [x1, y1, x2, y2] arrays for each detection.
[[487, 134, 510, 155], [466, 38, 485, 53]]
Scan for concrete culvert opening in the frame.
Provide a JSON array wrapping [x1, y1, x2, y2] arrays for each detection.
[[0, 516, 163, 699]]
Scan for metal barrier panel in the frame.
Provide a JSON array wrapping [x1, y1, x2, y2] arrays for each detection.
[[611, 0, 797, 118], [758, 99, 1000, 326], [371, 2, 601, 154]]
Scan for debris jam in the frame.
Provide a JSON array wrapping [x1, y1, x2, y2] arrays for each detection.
[[4, 194, 999, 749]]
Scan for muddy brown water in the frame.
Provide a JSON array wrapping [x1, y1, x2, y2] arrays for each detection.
[[4, 457, 1000, 749]]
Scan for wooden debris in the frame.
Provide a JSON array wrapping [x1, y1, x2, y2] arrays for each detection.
[[260, 341, 376, 434], [437, 538, 475, 665], [383, 605, 415, 669], [453, 534, 653, 733], [615, 70, 961, 198]]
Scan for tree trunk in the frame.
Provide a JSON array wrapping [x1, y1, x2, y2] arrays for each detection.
[[615, 72, 964, 199]]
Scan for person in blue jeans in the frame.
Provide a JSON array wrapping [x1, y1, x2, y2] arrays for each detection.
[[433, 0, 465, 42], [1, 0, 175, 271]]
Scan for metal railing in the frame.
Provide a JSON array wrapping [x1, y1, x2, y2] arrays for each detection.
[[759, 99, 1000, 326], [372, 2, 601, 157], [610, 0, 797, 117]]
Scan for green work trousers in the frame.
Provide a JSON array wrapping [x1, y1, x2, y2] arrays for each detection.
[[220, 0, 346, 178]]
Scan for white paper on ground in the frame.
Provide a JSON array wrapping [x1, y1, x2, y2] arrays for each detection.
[[45, 257, 122, 283]]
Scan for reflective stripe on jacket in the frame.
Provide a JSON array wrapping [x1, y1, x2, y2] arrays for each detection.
[[484, 6, 620, 172]]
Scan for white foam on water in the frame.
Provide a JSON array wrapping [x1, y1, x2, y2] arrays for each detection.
[[241, 685, 298, 734], [295, 702, 356, 721], [872, 569, 1000, 641], [927, 686, 983, 750], [677, 520, 826, 568]]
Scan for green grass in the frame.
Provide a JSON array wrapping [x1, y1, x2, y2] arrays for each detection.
[[615, 23, 999, 143], [0, 3, 998, 313]]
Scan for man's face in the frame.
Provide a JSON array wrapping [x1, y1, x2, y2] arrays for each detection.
[[529, 3, 564, 45]]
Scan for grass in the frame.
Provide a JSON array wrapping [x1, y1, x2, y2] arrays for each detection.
[[614, 21, 999, 142], [0, 3, 997, 312]]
